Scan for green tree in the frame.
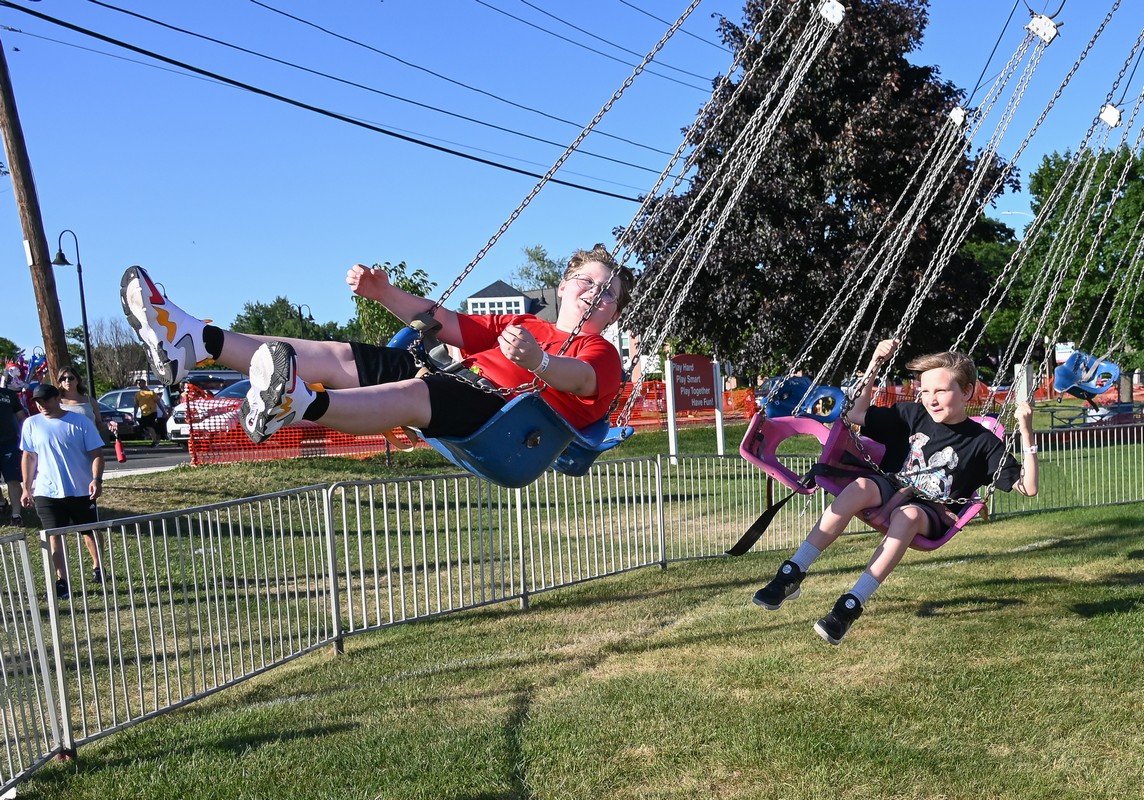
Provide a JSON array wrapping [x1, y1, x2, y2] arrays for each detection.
[[1023, 147, 1144, 370], [510, 245, 563, 290], [0, 337, 19, 364], [348, 262, 436, 345], [231, 297, 350, 342], [621, 0, 1015, 377]]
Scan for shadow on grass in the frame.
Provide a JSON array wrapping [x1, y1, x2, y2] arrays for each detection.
[[1071, 597, 1144, 617], [914, 595, 1025, 618]]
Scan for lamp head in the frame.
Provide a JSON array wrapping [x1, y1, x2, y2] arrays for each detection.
[[52, 249, 72, 266]]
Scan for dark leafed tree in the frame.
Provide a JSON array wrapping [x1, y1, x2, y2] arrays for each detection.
[[620, 0, 1016, 377]]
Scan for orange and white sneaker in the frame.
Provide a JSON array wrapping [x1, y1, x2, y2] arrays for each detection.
[[120, 265, 208, 384], [241, 341, 315, 443]]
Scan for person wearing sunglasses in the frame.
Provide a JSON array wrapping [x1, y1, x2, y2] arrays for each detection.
[[122, 244, 636, 444], [55, 368, 104, 433]]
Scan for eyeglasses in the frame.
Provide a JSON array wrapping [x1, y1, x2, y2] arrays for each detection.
[[567, 274, 618, 304], [59, 375, 78, 382]]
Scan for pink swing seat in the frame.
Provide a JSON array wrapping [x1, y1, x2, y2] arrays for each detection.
[[740, 410, 1005, 550], [739, 413, 833, 494], [814, 416, 1004, 551]]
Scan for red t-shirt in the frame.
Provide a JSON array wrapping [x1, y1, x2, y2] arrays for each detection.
[[455, 314, 622, 429]]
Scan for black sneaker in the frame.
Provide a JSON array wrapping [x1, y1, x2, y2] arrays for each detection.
[[92, 567, 103, 585], [55, 579, 70, 600], [814, 593, 864, 645], [752, 560, 805, 610]]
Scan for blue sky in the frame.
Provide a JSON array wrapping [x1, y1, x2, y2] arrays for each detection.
[[0, 0, 1139, 358]]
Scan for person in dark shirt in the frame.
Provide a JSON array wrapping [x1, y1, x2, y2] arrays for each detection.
[[753, 338, 1039, 645], [0, 374, 27, 525]]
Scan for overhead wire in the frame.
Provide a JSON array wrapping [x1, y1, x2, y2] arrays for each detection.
[[248, 0, 676, 158], [966, 0, 1022, 105], [472, 0, 709, 92], [515, 0, 713, 81], [0, 23, 653, 194], [616, 0, 731, 53], [83, 0, 679, 179], [0, 1, 643, 202]]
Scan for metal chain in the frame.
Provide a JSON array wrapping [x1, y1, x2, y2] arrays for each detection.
[[428, 0, 704, 315]]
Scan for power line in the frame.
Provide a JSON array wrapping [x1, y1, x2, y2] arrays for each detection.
[[84, 0, 676, 178], [0, 1, 644, 202], [515, 0, 713, 81], [472, 0, 709, 92], [616, 0, 731, 53], [1, 24, 657, 195], [249, 0, 675, 158]]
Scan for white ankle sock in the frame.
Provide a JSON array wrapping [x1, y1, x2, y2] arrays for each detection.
[[849, 572, 882, 605], [790, 541, 822, 572]]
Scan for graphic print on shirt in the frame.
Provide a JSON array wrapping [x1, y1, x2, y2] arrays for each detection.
[[900, 432, 958, 499]]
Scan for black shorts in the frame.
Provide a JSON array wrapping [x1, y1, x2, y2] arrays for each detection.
[[138, 413, 161, 432], [34, 495, 99, 531], [349, 342, 506, 439], [865, 474, 957, 540]]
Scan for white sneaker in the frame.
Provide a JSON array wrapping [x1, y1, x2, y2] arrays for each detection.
[[241, 342, 314, 443], [120, 265, 209, 384]]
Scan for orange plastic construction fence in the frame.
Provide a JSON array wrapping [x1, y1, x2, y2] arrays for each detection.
[[182, 381, 758, 466]]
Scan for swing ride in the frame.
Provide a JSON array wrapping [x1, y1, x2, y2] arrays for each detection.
[[734, 0, 1144, 553], [379, 0, 1141, 505], [387, 0, 850, 488]]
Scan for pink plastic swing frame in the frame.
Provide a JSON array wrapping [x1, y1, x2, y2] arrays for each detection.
[[739, 412, 1005, 550]]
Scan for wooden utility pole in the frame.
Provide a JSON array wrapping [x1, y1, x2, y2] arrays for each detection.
[[0, 33, 69, 377]]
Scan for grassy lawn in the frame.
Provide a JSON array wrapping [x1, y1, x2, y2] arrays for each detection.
[[19, 502, 1143, 799]]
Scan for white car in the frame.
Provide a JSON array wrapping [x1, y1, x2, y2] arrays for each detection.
[[166, 380, 250, 447]]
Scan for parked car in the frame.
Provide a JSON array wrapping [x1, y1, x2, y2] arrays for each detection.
[[99, 385, 173, 416], [96, 401, 139, 442], [167, 380, 250, 447], [99, 385, 172, 440]]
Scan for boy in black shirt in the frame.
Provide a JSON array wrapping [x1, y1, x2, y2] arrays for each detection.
[[753, 339, 1039, 645]]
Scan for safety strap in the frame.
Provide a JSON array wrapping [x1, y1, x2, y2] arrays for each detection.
[[726, 461, 931, 556]]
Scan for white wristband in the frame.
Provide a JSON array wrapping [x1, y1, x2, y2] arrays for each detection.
[[531, 351, 551, 374], [1023, 445, 1037, 455]]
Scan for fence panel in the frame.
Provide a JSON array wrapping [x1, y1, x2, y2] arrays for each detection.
[[5, 423, 1143, 793], [329, 461, 668, 633], [0, 532, 61, 794], [992, 424, 1144, 516], [40, 486, 335, 748]]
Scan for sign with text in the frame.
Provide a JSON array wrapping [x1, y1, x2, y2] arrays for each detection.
[[670, 354, 717, 411]]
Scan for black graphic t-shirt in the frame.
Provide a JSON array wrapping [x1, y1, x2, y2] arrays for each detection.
[[861, 403, 1022, 501]]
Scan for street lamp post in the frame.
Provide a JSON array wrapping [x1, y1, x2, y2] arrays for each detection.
[[51, 230, 96, 398], [294, 303, 315, 336]]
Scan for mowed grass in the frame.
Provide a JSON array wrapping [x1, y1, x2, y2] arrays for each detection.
[[21, 502, 1144, 800]]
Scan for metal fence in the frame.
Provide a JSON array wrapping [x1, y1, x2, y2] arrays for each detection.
[[3, 422, 1142, 793]]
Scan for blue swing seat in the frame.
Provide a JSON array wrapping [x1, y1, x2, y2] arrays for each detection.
[[762, 376, 845, 422], [1053, 351, 1120, 403], [387, 327, 632, 487], [420, 393, 631, 488]]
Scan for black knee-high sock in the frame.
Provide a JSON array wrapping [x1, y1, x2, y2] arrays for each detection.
[[302, 390, 329, 421], [202, 325, 224, 360]]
